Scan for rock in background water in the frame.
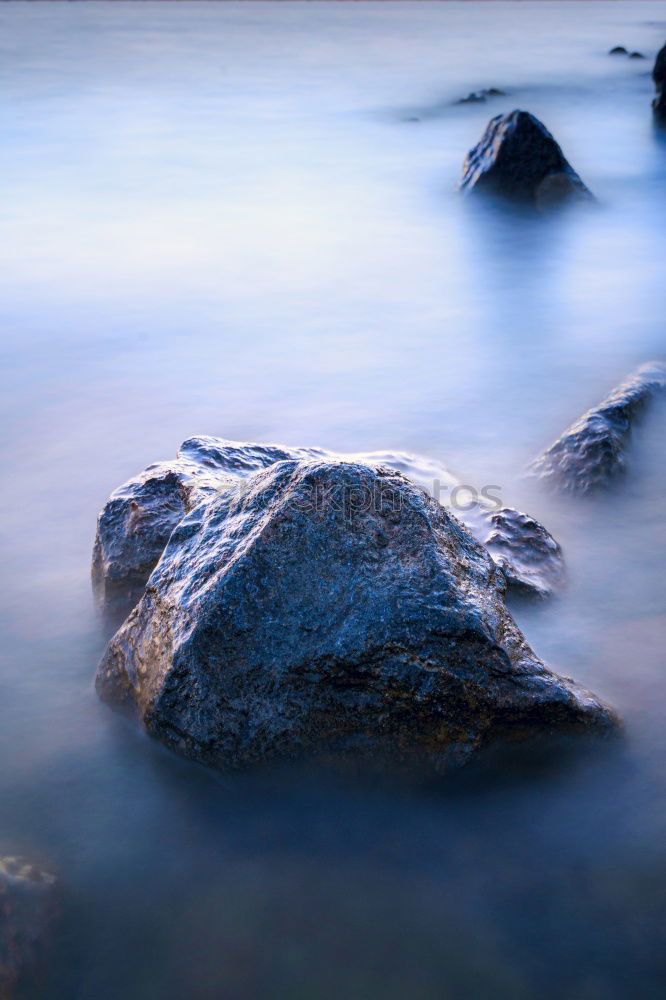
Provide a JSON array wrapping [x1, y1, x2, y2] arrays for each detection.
[[459, 109, 593, 211], [528, 363, 666, 494]]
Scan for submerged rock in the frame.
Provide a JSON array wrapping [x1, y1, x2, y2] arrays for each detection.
[[97, 460, 616, 773], [459, 109, 593, 210], [0, 857, 57, 998], [483, 508, 564, 600], [653, 42, 666, 124], [455, 88, 505, 105], [608, 46, 644, 59], [93, 438, 562, 616], [529, 363, 666, 494]]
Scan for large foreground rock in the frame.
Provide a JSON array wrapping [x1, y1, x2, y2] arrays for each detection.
[[0, 857, 57, 998], [97, 460, 616, 773], [459, 109, 593, 210], [529, 363, 666, 494], [93, 438, 563, 617], [653, 42, 666, 125]]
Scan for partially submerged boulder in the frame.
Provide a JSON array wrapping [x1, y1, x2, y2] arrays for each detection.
[[0, 857, 57, 998], [483, 508, 564, 600], [459, 109, 593, 211], [97, 460, 616, 773], [653, 42, 666, 125], [93, 438, 563, 617], [529, 363, 666, 494]]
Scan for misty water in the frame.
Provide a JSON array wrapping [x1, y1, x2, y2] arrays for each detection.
[[1, 2, 665, 996]]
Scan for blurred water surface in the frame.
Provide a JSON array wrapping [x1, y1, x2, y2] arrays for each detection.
[[1, 3, 665, 997]]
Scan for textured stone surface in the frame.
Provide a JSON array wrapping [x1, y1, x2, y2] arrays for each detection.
[[653, 42, 666, 124], [529, 363, 666, 494], [0, 857, 57, 998], [96, 460, 616, 774], [93, 439, 562, 616], [483, 508, 564, 600], [459, 109, 593, 210], [92, 458, 221, 616], [92, 439, 325, 618]]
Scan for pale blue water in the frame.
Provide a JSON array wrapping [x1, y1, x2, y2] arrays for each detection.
[[1, 3, 665, 997]]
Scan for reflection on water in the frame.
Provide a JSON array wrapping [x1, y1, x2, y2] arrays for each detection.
[[1, 2, 665, 997]]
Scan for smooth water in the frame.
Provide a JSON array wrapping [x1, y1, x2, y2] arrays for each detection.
[[1, 2, 665, 996]]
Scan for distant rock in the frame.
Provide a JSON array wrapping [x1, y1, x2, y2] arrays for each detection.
[[455, 88, 505, 105], [528, 362, 666, 494], [459, 109, 594, 211], [93, 438, 563, 616], [608, 46, 645, 59], [483, 507, 565, 600], [0, 856, 57, 998], [653, 42, 666, 124], [97, 460, 616, 774]]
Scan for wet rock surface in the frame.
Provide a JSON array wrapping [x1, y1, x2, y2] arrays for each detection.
[[92, 439, 326, 618], [459, 109, 593, 210], [92, 458, 222, 617], [0, 857, 57, 998], [483, 508, 565, 600], [653, 42, 666, 124], [529, 363, 666, 494], [93, 438, 562, 614], [96, 460, 616, 773]]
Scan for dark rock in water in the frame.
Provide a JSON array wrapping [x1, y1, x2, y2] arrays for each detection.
[[0, 857, 57, 998], [529, 362, 666, 494], [456, 88, 506, 106], [483, 507, 564, 600], [459, 109, 593, 210], [608, 46, 645, 59], [97, 460, 616, 773], [653, 42, 666, 124], [93, 439, 563, 616]]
